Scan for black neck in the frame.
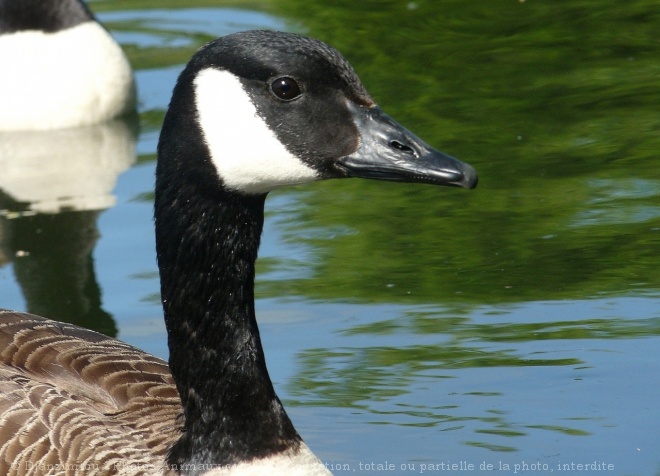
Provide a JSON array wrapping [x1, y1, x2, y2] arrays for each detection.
[[155, 162, 300, 467], [0, 0, 93, 34]]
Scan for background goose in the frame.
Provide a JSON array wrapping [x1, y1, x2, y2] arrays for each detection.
[[0, 0, 135, 131], [0, 30, 476, 475]]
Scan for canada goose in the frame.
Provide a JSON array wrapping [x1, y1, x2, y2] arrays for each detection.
[[0, 0, 135, 131], [0, 30, 477, 475]]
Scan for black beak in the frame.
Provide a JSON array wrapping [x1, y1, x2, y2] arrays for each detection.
[[336, 103, 478, 189]]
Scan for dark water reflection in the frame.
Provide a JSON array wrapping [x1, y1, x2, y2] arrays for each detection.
[[0, 1, 658, 474], [260, 0, 660, 306]]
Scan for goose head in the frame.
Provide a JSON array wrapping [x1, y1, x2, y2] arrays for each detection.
[[158, 30, 477, 197]]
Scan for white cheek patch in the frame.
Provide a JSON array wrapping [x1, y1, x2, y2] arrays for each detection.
[[194, 68, 320, 194]]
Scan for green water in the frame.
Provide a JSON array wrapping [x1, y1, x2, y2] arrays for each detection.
[[0, 1, 658, 474]]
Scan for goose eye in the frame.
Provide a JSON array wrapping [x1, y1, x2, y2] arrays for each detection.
[[270, 77, 302, 101]]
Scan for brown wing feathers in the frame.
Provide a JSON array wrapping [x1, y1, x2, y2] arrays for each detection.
[[0, 310, 182, 474]]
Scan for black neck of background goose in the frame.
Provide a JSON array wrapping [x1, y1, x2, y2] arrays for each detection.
[[0, 0, 93, 34], [155, 68, 300, 468]]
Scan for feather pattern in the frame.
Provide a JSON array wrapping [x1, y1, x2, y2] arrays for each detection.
[[0, 310, 181, 475]]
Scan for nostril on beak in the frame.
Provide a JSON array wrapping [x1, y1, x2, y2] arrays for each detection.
[[389, 140, 417, 156]]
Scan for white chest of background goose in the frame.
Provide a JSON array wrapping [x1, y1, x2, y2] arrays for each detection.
[[0, 0, 135, 131], [0, 29, 477, 475]]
